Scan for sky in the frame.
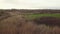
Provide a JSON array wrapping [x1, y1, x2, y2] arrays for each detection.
[[0, 0, 60, 9]]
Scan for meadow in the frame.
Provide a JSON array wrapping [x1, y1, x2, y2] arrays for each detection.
[[24, 13, 60, 20], [0, 9, 60, 34]]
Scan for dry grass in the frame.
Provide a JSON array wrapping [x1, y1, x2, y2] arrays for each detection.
[[0, 15, 60, 34], [0, 11, 60, 34], [0, 15, 26, 34]]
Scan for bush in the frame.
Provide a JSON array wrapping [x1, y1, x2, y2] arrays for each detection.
[[33, 16, 60, 26]]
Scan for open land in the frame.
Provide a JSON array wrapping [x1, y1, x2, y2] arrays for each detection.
[[0, 9, 60, 34]]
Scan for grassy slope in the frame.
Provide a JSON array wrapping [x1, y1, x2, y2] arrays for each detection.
[[24, 13, 60, 20], [1, 14, 60, 34], [0, 11, 60, 34]]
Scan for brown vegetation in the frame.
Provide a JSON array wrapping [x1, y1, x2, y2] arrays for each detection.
[[0, 9, 60, 34], [34, 17, 60, 26], [0, 11, 11, 21], [0, 15, 60, 34], [0, 9, 60, 14]]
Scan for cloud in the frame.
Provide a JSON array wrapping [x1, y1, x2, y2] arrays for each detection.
[[0, 0, 60, 9]]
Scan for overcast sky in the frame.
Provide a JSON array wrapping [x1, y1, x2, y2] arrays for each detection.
[[0, 0, 60, 9]]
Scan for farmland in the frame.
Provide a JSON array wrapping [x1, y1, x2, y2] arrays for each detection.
[[0, 9, 60, 34]]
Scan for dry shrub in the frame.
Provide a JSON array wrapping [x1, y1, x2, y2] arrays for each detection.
[[0, 11, 11, 21], [33, 17, 60, 26], [18, 24, 60, 34], [0, 15, 27, 34], [0, 15, 60, 34]]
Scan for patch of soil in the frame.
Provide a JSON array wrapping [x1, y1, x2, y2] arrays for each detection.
[[34, 17, 60, 26]]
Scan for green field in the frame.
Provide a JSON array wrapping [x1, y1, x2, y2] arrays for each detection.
[[24, 13, 60, 20]]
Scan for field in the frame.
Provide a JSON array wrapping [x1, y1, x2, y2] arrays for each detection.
[[0, 9, 60, 34], [24, 13, 60, 20]]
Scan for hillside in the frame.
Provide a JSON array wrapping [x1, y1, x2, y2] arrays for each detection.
[[0, 9, 60, 34]]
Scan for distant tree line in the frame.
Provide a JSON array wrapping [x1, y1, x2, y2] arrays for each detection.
[[0, 9, 60, 13]]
